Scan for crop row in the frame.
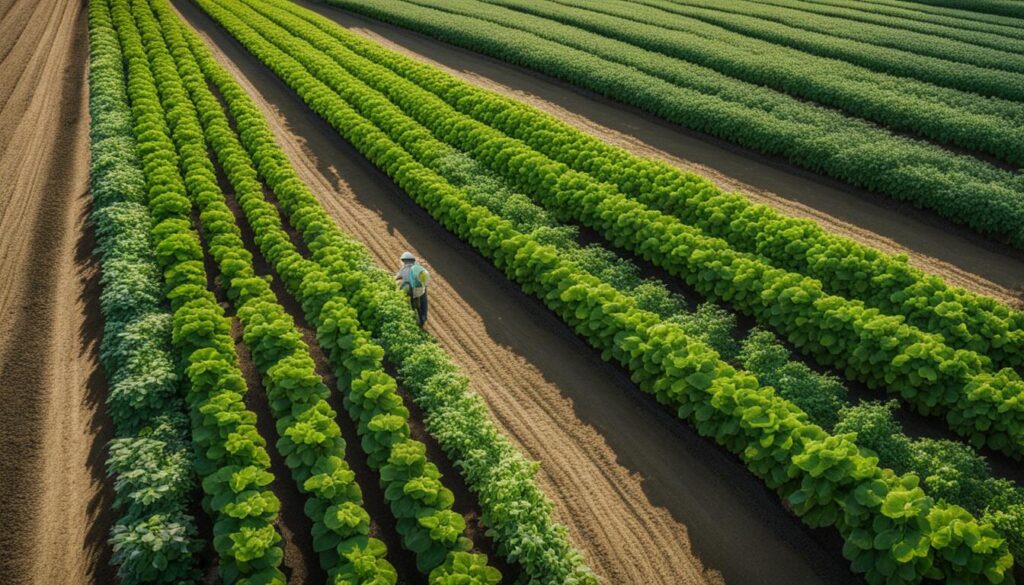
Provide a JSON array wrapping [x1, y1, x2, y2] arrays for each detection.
[[488, 0, 1024, 165], [249, 0, 1024, 460], [177, 4, 594, 582], [646, 0, 1024, 99], [304, 0, 1024, 372], [748, 0, 1024, 48], [108, 0, 286, 581], [828, 0, 1024, 36], [423, 139, 1024, 565], [193, 1, 1016, 582], [653, 0, 1024, 73], [149, 0, 508, 579], [328, 0, 1024, 250], [129, 0, 409, 581], [903, 0, 1024, 19], [88, 1, 200, 582]]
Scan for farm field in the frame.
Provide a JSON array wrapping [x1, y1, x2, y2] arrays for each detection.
[[1, 0, 1023, 584]]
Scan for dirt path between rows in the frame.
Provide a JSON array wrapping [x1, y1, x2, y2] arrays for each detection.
[[0, 0, 115, 584], [174, 2, 861, 583], [297, 1, 1024, 306]]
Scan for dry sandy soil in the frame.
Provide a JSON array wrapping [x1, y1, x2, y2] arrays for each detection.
[[0, 0, 114, 584]]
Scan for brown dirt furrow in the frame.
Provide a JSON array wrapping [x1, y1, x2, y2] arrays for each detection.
[[297, 2, 1024, 306], [0, 0, 66, 146], [0, 0, 41, 73], [0, 0, 115, 584], [173, 2, 860, 583]]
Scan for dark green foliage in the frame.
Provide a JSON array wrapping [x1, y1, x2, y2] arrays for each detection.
[[640, 0, 1024, 76], [902, 0, 1024, 19], [835, 401, 916, 474], [327, 0, 1024, 375], [328, 0, 1024, 249], [729, 0, 1024, 50], [193, 0, 1017, 581], [487, 0, 1024, 165], [276, 0, 1024, 459], [738, 329, 845, 429], [88, 1, 199, 581]]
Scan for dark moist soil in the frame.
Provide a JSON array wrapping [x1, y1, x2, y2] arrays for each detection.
[[297, 0, 1024, 297], [171, 1, 867, 582], [574, 226, 1024, 486], [191, 170, 325, 583], [208, 141, 428, 583]]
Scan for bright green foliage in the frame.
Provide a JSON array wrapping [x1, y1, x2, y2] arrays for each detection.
[[437, 150, 692, 323], [136, 0, 396, 577], [327, 0, 1024, 248], [194, 1, 1016, 581], [835, 400, 1024, 562], [105, 0, 285, 581], [481, 0, 1024, 165], [324, 0, 1024, 373], [89, 0, 199, 581], [186, 3, 594, 581], [230, 0, 1024, 461], [151, 2, 499, 579]]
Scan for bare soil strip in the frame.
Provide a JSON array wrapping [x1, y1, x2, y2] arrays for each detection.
[[298, 1, 1024, 305], [174, 2, 861, 582], [0, 0, 115, 584]]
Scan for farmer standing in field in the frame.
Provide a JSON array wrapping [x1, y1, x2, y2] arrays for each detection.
[[396, 251, 430, 327]]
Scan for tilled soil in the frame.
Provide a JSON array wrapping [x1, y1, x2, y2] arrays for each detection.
[[297, 1, 1024, 305], [173, 2, 862, 583], [0, 0, 115, 584]]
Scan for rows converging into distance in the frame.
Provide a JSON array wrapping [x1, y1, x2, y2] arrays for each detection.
[[34, 0, 1024, 583]]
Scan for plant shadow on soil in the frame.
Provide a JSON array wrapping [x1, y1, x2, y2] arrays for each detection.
[[294, 0, 1024, 484], [77, 192, 118, 585], [171, 1, 868, 582], [297, 0, 1024, 300]]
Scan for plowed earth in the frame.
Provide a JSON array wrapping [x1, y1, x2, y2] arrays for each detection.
[[3, 0, 1020, 583], [173, 1, 866, 583], [0, 0, 114, 584]]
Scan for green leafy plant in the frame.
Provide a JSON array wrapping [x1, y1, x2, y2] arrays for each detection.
[[183, 5, 594, 581], [88, 1, 199, 581], [189, 2, 1016, 581]]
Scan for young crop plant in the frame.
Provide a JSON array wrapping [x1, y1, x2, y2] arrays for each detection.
[[218, 0, 1024, 463], [144, 1, 503, 581], [630, 0, 1024, 98], [286, 0, 1024, 373], [188, 2, 1017, 581], [182, 5, 595, 582], [448, 0, 1024, 166], [109, 0, 285, 581], [89, 0, 200, 581], [132, 1, 401, 580], [326, 0, 1024, 249]]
